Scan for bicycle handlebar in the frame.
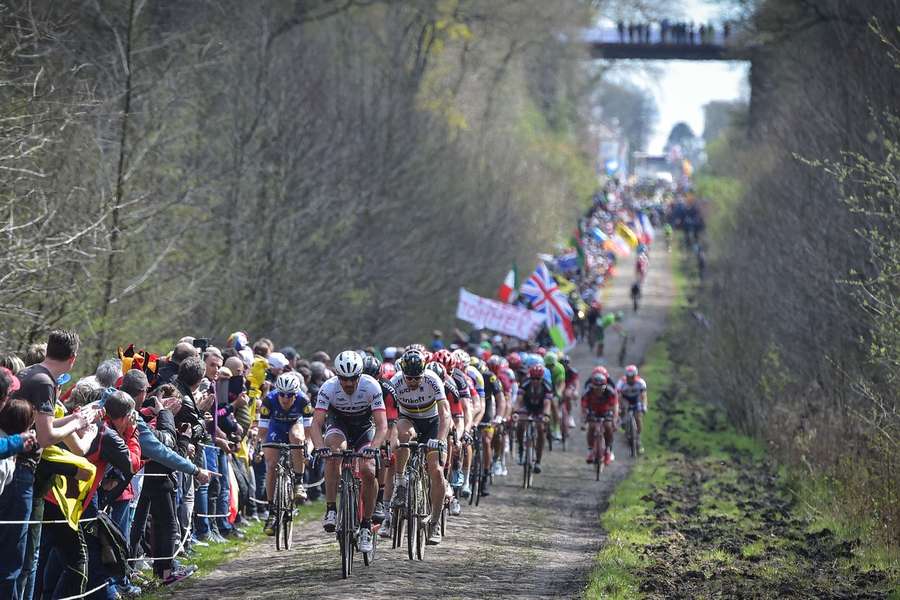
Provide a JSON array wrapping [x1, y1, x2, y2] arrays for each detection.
[[261, 443, 307, 450]]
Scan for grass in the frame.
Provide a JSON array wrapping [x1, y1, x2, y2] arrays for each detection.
[[139, 500, 321, 599], [584, 249, 900, 599]]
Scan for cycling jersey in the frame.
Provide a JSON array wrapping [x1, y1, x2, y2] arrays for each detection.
[[465, 365, 485, 399], [616, 376, 647, 412], [478, 366, 503, 423], [443, 376, 464, 419], [389, 370, 446, 419], [564, 364, 579, 388], [259, 390, 310, 442], [315, 375, 385, 418], [316, 375, 385, 449], [450, 368, 472, 405], [379, 379, 399, 423], [581, 386, 617, 416], [548, 362, 566, 393], [518, 378, 552, 415]]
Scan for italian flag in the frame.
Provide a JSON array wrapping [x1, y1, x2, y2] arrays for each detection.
[[497, 265, 518, 303]]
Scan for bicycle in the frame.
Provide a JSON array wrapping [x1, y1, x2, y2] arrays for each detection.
[[622, 404, 641, 458], [585, 414, 611, 481], [516, 414, 543, 489], [392, 442, 431, 561], [260, 442, 306, 551], [468, 424, 492, 506], [323, 449, 379, 578]]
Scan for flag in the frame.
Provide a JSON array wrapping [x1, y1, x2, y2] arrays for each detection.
[[569, 224, 586, 270], [639, 212, 655, 242], [497, 265, 518, 303], [519, 262, 576, 349], [615, 222, 639, 248], [556, 250, 579, 273]]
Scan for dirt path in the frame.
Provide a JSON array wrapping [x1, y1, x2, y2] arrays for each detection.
[[167, 250, 675, 600]]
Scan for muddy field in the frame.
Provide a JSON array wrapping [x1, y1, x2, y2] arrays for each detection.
[[636, 385, 894, 599]]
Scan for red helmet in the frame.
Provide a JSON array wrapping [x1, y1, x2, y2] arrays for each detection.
[[379, 362, 396, 380], [535, 347, 547, 357], [507, 352, 523, 370], [625, 364, 638, 379], [592, 365, 609, 378], [486, 355, 502, 373], [589, 373, 607, 389], [423, 351, 433, 363], [528, 364, 545, 379], [433, 349, 454, 372]]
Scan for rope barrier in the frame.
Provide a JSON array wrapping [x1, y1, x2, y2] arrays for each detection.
[[195, 512, 230, 519], [58, 581, 110, 600], [0, 516, 99, 525], [127, 525, 192, 563]]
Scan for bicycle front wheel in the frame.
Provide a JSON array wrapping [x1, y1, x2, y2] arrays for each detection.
[[274, 470, 286, 551], [406, 476, 417, 560], [282, 474, 294, 550], [340, 480, 355, 578]]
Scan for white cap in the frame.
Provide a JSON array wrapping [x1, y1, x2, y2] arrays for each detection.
[[267, 352, 289, 370]]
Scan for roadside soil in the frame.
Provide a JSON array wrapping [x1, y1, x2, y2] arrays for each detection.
[[162, 251, 675, 600], [637, 384, 894, 600]]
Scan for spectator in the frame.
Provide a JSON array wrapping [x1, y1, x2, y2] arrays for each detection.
[[0, 397, 37, 492], [173, 356, 211, 550], [203, 347, 224, 382], [430, 330, 444, 351], [23, 343, 46, 367], [0, 330, 95, 599], [0, 353, 25, 376], [154, 342, 199, 389]]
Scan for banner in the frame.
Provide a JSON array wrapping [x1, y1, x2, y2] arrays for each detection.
[[456, 288, 545, 340]]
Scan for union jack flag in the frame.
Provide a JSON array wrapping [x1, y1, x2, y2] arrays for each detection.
[[519, 262, 574, 327]]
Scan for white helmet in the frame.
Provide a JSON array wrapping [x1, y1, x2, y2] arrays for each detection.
[[334, 350, 363, 378], [274, 372, 302, 395]]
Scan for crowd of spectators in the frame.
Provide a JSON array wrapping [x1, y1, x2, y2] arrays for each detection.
[[0, 330, 340, 598], [616, 19, 733, 45]]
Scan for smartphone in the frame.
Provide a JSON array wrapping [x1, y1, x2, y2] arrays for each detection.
[[197, 379, 211, 395], [193, 337, 209, 353]]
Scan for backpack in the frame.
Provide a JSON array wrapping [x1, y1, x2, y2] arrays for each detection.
[[84, 510, 130, 577]]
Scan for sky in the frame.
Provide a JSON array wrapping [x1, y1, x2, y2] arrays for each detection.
[[599, 0, 750, 154]]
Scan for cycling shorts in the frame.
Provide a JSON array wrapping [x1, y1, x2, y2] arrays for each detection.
[[479, 397, 495, 424], [265, 420, 303, 444], [586, 409, 616, 422], [324, 413, 375, 450], [520, 404, 545, 418], [623, 401, 646, 414], [398, 414, 440, 445]]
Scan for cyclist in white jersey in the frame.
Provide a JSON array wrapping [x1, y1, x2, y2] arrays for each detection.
[[390, 349, 451, 545], [616, 364, 648, 453], [309, 350, 387, 553]]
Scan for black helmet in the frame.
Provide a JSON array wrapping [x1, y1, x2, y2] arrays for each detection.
[[399, 350, 426, 377], [362, 355, 381, 378]]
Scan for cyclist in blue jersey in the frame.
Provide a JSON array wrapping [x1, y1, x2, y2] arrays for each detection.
[[260, 372, 309, 536]]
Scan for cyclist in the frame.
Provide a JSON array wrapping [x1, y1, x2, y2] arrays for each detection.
[[543, 352, 566, 440], [430, 351, 469, 516], [514, 363, 552, 473], [486, 355, 514, 477], [631, 280, 641, 312], [259, 372, 309, 536], [390, 349, 452, 545], [581, 372, 618, 465], [616, 364, 648, 453], [361, 354, 396, 525], [470, 356, 504, 495], [377, 360, 403, 539], [309, 350, 388, 554], [454, 349, 483, 498], [424, 361, 463, 516], [595, 311, 624, 358], [560, 355, 578, 430]]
